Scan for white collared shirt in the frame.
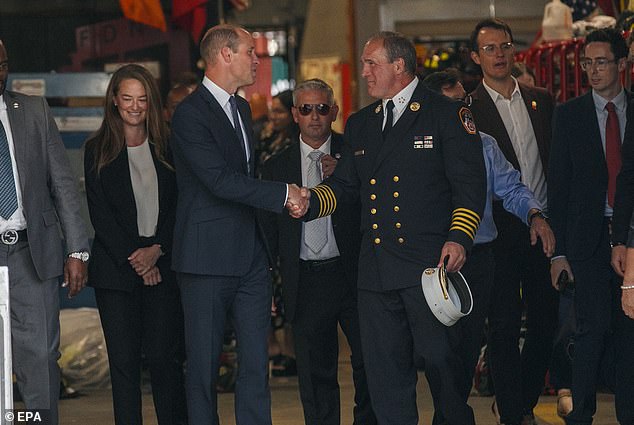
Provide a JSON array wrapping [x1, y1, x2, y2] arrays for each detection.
[[201, 76, 250, 163], [482, 78, 547, 206], [383, 77, 418, 130], [0, 95, 27, 233], [299, 135, 340, 261], [592, 88, 627, 216]]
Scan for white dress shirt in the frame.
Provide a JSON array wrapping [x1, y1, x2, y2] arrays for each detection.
[[127, 138, 159, 237], [483, 78, 547, 207], [383, 77, 419, 129]]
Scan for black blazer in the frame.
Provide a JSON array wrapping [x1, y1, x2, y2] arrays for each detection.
[[548, 91, 632, 260], [259, 133, 361, 322], [84, 142, 177, 291], [469, 82, 554, 233], [306, 82, 487, 292]]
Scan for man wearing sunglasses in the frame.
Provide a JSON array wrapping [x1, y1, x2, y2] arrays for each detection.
[[468, 18, 557, 425], [296, 32, 487, 425], [549, 28, 634, 425], [260, 78, 376, 425]]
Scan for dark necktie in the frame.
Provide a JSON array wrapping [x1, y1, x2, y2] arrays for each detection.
[[382, 100, 395, 139], [605, 102, 621, 207], [229, 96, 248, 162], [0, 119, 18, 219]]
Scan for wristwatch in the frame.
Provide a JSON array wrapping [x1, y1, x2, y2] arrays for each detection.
[[528, 209, 547, 225], [68, 251, 90, 262]]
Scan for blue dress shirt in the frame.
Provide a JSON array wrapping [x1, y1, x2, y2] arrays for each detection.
[[475, 132, 543, 244]]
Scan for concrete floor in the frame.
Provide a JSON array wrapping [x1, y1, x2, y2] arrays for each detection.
[[57, 363, 620, 425]]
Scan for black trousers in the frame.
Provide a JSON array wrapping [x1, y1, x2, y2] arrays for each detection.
[[432, 243, 495, 425], [95, 277, 187, 425], [292, 259, 375, 425], [565, 221, 634, 425], [358, 285, 475, 425], [488, 221, 558, 424]]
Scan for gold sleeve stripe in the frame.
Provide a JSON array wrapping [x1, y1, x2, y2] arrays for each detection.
[[312, 185, 337, 218], [452, 212, 479, 229], [452, 208, 481, 224], [450, 223, 476, 240], [452, 216, 478, 230]]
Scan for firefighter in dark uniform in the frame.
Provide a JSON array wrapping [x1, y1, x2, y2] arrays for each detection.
[[292, 32, 487, 425]]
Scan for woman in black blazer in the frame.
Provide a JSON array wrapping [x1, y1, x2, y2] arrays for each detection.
[[84, 64, 187, 425]]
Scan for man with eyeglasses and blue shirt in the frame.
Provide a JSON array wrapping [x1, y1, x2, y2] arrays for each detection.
[[468, 18, 557, 425], [549, 27, 634, 425], [259, 79, 376, 425], [422, 68, 556, 425]]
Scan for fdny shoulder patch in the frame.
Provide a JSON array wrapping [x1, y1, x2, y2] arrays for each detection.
[[458, 107, 477, 135]]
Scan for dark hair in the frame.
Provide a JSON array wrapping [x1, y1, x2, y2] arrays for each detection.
[[421, 68, 461, 93], [470, 18, 514, 52], [584, 27, 628, 60], [368, 31, 417, 75], [85, 64, 169, 174], [273, 90, 294, 111]]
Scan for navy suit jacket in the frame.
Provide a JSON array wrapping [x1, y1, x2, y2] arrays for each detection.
[[259, 133, 361, 322], [170, 85, 288, 276], [549, 90, 632, 260]]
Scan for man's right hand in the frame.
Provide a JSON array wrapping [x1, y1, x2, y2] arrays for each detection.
[[286, 184, 310, 218], [611, 245, 627, 277], [550, 257, 574, 290]]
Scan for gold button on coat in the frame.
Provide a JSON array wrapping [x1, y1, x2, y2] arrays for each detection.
[[394, 206, 400, 212], [370, 178, 376, 185], [393, 176, 399, 182], [398, 238, 404, 244], [371, 208, 377, 214], [370, 194, 377, 200], [393, 192, 399, 198], [372, 224, 378, 229], [374, 238, 381, 244], [395, 222, 401, 228]]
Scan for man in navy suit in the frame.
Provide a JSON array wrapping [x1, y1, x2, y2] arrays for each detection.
[[549, 28, 634, 425], [170, 24, 307, 424], [260, 79, 376, 425]]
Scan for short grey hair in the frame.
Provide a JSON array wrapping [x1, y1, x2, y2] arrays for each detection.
[[199, 24, 243, 66], [293, 78, 335, 105]]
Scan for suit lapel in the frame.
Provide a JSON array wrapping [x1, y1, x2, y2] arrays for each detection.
[[5, 92, 28, 194], [198, 87, 249, 175], [472, 83, 520, 169]]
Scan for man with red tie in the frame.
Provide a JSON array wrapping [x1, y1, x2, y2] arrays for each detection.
[[549, 27, 634, 425]]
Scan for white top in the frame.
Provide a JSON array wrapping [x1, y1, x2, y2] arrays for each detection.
[[299, 135, 340, 261], [483, 78, 547, 206], [127, 139, 159, 237], [592, 89, 627, 216], [383, 77, 419, 130], [0, 95, 27, 233]]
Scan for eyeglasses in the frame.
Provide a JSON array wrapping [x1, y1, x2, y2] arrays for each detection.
[[479, 42, 514, 56], [580, 57, 618, 71], [297, 103, 331, 116]]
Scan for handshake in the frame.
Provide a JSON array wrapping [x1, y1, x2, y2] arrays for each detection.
[[286, 184, 311, 218]]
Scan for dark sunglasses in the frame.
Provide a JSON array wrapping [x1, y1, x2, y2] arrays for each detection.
[[297, 103, 331, 116]]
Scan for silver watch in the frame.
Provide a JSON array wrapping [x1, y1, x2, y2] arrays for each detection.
[[68, 251, 90, 262]]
